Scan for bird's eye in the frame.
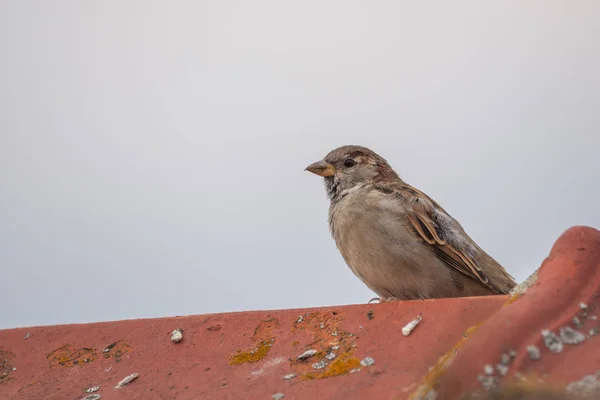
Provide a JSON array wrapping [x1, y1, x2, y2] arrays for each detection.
[[343, 159, 356, 168]]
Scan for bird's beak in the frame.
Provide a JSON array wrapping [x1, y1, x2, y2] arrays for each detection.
[[305, 160, 336, 177]]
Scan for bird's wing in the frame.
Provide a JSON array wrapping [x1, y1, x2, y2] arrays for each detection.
[[376, 183, 502, 293]]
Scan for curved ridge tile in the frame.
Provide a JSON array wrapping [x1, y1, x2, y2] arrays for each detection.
[[434, 226, 600, 400]]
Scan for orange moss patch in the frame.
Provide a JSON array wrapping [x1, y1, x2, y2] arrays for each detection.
[[290, 310, 360, 380], [229, 318, 279, 365], [253, 318, 279, 340], [102, 340, 132, 362], [504, 270, 539, 307], [320, 355, 361, 379], [229, 340, 273, 365], [46, 344, 97, 368], [409, 323, 482, 400], [0, 350, 16, 384], [504, 293, 523, 306], [303, 345, 361, 380], [463, 374, 570, 399]]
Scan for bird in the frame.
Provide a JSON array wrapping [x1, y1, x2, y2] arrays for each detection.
[[305, 145, 516, 301]]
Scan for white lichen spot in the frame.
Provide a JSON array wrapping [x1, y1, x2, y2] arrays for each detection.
[[526, 345, 541, 361], [297, 315, 303, 323], [23, 333, 30, 340], [483, 364, 494, 375], [360, 357, 375, 367], [402, 314, 423, 336], [509, 269, 539, 297], [350, 368, 361, 373], [85, 386, 100, 393], [541, 329, 563, 353], [580, 302, 588, 310], [332, 345, 340, 350], [589, 328, 599, 337], [590, 315, 598, 320], [296, 349, 317, 360], [250, 356, 286, 377], [281, 374, 296, 380], [478, 374, 499, 391], [500, 353, 511, 365], [331, 331, 339, 337], [424, 389, 437, 400], [115, 373, 139, 389], [319, 323, 324, 329], [272, 393, 285, 400], [82, 395, 101, 400], [171, 329, 183, 343], [559, 326, 586, 345], [565, 371, 600, 397], [496, 364, 509, 376], [312, 360, 327, 369], [325, 352, 336, 360]]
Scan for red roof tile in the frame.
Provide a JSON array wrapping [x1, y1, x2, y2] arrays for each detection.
[[434, 225, 600, 400], [1, 225, 598, 400]]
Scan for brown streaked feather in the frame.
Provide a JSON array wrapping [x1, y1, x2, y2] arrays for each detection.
[[411, 201, 447, 245], [405, 213, 436, 244], [392, 184, 501, 293]]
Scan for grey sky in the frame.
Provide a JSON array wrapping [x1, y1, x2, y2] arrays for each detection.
[[1, 1, 599, 329]]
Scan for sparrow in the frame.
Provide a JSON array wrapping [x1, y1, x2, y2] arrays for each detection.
[[305, 145, 516, 300]]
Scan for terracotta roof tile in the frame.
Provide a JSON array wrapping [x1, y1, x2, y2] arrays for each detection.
[[1, 225, 598, 400]]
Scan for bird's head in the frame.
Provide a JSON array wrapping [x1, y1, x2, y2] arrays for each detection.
[[305, 145, 400, 201]]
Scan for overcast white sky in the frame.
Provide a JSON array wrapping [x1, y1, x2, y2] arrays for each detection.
[[1, 1, 599, 329]]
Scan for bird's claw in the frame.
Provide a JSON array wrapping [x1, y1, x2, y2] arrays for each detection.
[[368, 296, 398, 304]]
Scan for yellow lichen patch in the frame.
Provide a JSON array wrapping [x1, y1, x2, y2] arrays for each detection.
[[291, 311, 345, 334], [290, 310, 360, 380], [0, 351, 16, 384], [505, 269, 539, 307], [462, 376, 569, 399], [504, 292, 523, 306], [229, 318, 280, 365], [252, 318, 279, 339], [408, 323, 482, 400], [303, 347, 361, 380], [229, 340, 273, 365], [46, 344, 97, 368], [320, 356, 361, 379], [102, 340, 132, 361]]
